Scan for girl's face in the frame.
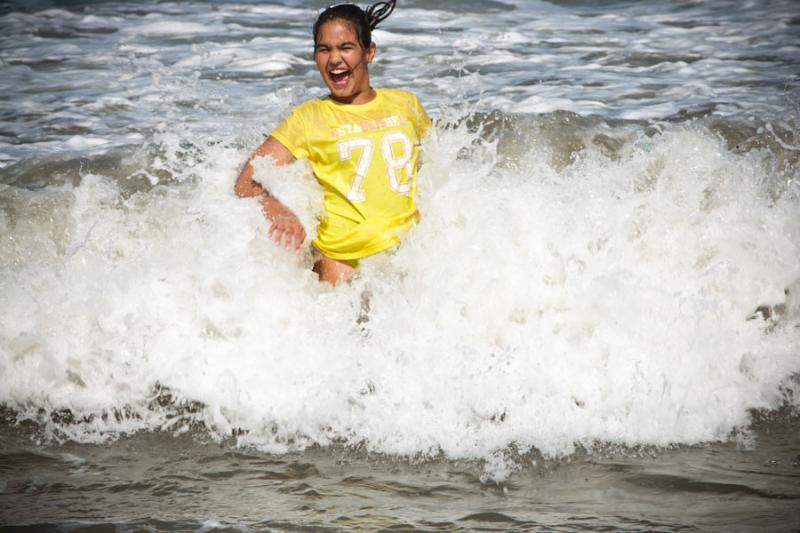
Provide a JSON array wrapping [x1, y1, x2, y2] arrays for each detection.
[[314, 19, 376, 105]]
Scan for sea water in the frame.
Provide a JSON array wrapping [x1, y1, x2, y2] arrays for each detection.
[[1, 0, 799, 531]]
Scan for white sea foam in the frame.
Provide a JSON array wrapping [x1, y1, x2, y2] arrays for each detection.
[[123, 21, 215, 37], [1, 118, 798, 478], [64, 136, 109, 150]]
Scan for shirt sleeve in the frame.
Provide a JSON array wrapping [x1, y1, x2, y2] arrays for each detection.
[[412, 94, 433, 138], [270, 107, 310, 160]]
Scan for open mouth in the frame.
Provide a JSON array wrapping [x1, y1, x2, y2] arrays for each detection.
[[329, 69, 351, 87]]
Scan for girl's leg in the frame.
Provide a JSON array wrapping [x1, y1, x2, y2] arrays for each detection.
[[313, 254, 355, 285]]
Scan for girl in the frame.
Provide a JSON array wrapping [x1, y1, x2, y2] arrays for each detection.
[[235, 1, 431, 285]]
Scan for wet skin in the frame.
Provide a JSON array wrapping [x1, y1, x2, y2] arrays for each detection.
[[314, 19, 377, 105], [235, 19, 380, 284]]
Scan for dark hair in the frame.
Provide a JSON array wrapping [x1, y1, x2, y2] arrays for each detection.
[[313, 1, 396, 48]]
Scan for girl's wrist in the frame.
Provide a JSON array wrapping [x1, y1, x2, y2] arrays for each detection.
[[262, 197, 295, 221]]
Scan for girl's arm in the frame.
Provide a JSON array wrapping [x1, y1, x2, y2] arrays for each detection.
[[235, 136, 307, 251]]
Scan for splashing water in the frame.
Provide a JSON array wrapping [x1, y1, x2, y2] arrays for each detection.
[[2, 110, 799, 481]]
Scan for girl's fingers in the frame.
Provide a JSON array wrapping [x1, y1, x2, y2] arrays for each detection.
[[294, 226, 303, 248], [272, 223, 285, 244], [268, 219, 305, 250]]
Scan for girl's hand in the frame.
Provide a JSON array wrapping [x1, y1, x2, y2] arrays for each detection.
[[262, 197, 306, 251]]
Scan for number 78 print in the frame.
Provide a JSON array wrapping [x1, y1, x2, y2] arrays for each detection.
[[338, 132, 415, 202]]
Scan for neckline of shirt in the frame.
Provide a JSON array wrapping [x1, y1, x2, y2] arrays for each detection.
[[324, 88, 384, 110]]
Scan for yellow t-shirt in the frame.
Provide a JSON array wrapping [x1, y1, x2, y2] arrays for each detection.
[[270, 88, 431, 261]]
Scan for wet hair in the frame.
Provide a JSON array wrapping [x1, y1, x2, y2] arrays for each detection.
[[313, 1, 396, 48]]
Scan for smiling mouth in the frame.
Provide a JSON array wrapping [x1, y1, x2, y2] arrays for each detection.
[[329, 69, 351, 86]]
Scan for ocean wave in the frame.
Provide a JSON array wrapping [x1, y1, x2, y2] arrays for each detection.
[[1, 113, 798, 479]]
